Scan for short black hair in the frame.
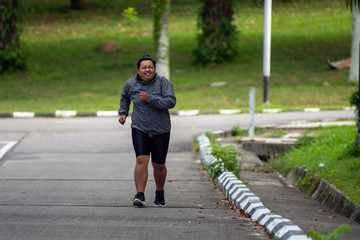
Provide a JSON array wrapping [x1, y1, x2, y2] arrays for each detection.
[[137, 55, 156, 69]]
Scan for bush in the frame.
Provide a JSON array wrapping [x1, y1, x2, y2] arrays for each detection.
[[349, 89, 359, 117], [208, 144, 243, 179], [231, 126, 248, 137]]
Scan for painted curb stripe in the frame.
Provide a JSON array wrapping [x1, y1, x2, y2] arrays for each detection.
[[178, 110, 199, 116], [275, 225, 301, 239], [244, 201, 263, 214], [222, 178, 239, 191], [55, 110, 77, 117], [13, 112, 35, 118], [227, 183, 246, 197], [263, 108, 282, 113], [228, 184, 247, 196], [249, 206, 268, 216], [238, 196, 261, 209], [230, 188, 250, 204], [219, 109, 241, 115], [259, 214, 282, 225], [197, 135, 310, 240], [97, 111, 118, 117], [266, 217, 292, 232], [304, 108, 320, 112], [232, 190, 252, 203], [273, 223, 300, 238], [252, 208, 271, 221], [280, 230, 310, 240]]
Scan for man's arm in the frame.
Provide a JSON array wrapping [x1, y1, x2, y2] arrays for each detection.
[[148, 79, 176, 109], [118, 82, 131, 124]]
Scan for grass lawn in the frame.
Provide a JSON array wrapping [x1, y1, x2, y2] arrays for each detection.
[[0, 0, 356, 113], [270, 125, 360, 204]]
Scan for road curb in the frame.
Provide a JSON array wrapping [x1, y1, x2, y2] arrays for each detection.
[[197, 134, 311, 240], [0, 107, 354, 118]]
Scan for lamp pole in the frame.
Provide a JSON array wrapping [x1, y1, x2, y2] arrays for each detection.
[[263, 0, 272, 104]]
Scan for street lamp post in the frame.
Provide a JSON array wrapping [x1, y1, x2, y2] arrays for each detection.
[[263, 0, 272, 105]]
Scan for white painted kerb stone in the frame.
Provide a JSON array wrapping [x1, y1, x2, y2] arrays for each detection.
[[13, 112, 35, 118], [97, 111, 118, 117], [55, 110, 77, 117]]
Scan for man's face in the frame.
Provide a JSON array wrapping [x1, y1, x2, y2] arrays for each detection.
[[138, 60, 156, 82]]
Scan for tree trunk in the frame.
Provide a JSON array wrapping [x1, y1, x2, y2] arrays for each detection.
[[349, 0, 359, 84], [70, 0, 85, 9], [0, 0, 25, 72], [0, 0, 19, 50], [195, 0, 238, 64], [153, 0, 170, 80]]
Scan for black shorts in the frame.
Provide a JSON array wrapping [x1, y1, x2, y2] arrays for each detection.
[[131, 128, 170, 165]]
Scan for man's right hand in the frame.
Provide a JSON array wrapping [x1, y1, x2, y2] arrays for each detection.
[[118, 115, 126, 125]]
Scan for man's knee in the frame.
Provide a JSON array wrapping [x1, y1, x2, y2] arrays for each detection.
[[136, 155, 149, 165], [152, 162, 166, 172]]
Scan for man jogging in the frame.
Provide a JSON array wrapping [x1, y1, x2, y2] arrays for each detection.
[[118, 55, 176, 207]]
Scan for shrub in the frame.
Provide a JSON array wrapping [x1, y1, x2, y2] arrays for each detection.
[[349, 89, 359, 117], [208, 144, 243, 179]]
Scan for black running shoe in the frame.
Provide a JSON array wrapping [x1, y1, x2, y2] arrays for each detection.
[[132, 192, 146, 207], [154, 190, 165, 207]]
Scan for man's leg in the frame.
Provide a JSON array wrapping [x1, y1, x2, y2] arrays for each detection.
[[152, 162, 167, 206], [152, 162, 167, 191], [134, 155, 150, 193], [150, 131, 170, 206]]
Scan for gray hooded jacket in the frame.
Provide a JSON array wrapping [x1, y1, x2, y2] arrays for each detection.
[[118, 73, 176, 137]]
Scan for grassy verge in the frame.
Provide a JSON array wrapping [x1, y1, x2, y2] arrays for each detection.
[[269, 125, 360, 204], [0, 0, 356, 113]]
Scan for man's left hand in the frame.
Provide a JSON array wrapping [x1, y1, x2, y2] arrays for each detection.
[[140, 91, 149, 102]]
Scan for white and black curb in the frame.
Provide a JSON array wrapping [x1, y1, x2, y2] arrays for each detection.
[[178, 110, 200, 116], [0, 107, 354, 118], [96, 111, 118, 117], [55, 110, 77, 118], [197, 133, 311, 240], [13, 112, 35, 118]]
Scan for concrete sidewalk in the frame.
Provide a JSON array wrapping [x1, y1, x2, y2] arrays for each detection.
[[218, 133, 360, 240]]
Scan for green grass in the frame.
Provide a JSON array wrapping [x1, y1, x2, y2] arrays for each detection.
[[0, 0, 356, 113], [270, 125, 360, 204], [265, 130, 288, 138]]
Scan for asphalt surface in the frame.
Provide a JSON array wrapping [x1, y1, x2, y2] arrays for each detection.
[[0, 110, 357, 239]]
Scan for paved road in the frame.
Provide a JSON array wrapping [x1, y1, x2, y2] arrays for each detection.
[[0, 110, 355, 239]]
